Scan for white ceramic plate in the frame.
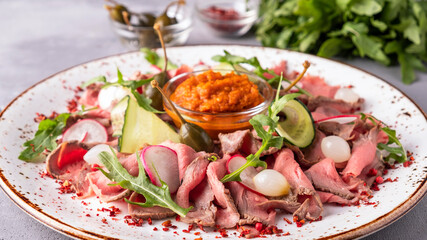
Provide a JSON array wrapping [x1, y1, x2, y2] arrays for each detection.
[[0, 45, 426, 240]]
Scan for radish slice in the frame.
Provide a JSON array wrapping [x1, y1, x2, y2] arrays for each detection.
[[80, 132, 88, 142], [315, 115, 359, 124], [63, 119, 108, 143], [226, 155, 263, 195], [141, 145, 180, 193], [57, 142, 88, 169], [83, 144, 115, 166]]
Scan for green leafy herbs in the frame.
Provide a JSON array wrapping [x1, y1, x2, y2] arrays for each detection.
[[257, 0, 427, 84], [19, 113, 70, 162], [102, 68, 162, 114], [81, 75, 106, 88], [141, 48, 177, 70], [221, 91, 302, 183], [97, 150, 191, 217], [360, 113, 407, 163], [212, 50, 312, 96]]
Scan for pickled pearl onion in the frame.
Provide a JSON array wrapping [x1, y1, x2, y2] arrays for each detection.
[[321, 136, 351, 163], [253, 169, 290, 197], [334, 88, 359, 103]]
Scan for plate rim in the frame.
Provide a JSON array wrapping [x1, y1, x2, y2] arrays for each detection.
[[0, 44, 426, 240]]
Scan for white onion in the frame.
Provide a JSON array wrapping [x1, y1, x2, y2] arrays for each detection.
[[98, 86, 129, 110], [321, 136, 351, 163], [83, 144, 115, 166], [334, 88, 359, 103], [253, 169, 290, 197]]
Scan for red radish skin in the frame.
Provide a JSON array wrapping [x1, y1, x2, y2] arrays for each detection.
[[80, 132, 88, 142], [141, 145, 180, 193], [57, 142, 88, 169], [226, 155, 264, 196], [315, 115, 360, 124], [63, 119, 108, 143]]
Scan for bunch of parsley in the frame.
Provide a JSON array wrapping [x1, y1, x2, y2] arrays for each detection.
[[256, 0, 427, 84]]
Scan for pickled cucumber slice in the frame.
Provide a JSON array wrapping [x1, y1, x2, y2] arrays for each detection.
[[275, 99, 315, 148]]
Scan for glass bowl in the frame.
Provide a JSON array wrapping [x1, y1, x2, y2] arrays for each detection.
[[109, 4, 192, 50], [195, 0, 259, 37], [163, 70, 274, 139]]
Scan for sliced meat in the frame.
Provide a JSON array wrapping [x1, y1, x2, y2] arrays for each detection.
[[304, 96, 364, 114], [206, 156, 240, 228], [83, 109, 111, 119], [273, 148, 323, 220], [299, 129, 326, 167], [293, 194, 323, 221], [317, 191, 359, 205], [304, 158, 354, 199], [227, 181, 276, 226], [161, 140, 205, 181], [183, 178, 217, 226], [46, 141, 93, 198], [219, 130, 259, 155], [86, 153, 138, 202], [128, 192, 176, 220], [358, 153, 385, 187], [218, 130, 279, 157], [86, 171, 130, 202], [257, 198, 301, 214], [237, 225, 260, 239], [176, 156, 210, 208], [318, 122, 356, 141], [175, 155, 217, 226], [300, 75, 340, 98], [311, 106, 343, 121], [79, 83, 102, 107], [168, 64, 193, 78], [342, 127, 380, 181]]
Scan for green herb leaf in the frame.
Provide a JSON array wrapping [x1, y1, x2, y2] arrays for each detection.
[[102, 68, 162, 113], [350, 0, 382, 16], [141, 48, 177, 70], [18, 113, 70, 162], [221, 91, 300, 183], [81, 76, 106, 88], [98, 150, 192, 216], [212, 51, 312, 96], [377, 127, 407, 163], [256, 0, 427, 84], [360, 113, 407, 163]]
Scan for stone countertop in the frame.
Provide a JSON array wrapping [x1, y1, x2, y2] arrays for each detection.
[[0, 1, 426, 239]]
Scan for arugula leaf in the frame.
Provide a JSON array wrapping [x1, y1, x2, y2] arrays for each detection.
[[81, 76, 106, 88], [212, 50, 312, 96], [102, 68, 162, 114], [221, 91, 300, 183], [141, 48, 177, 70], [98, 150, 192, 217], [377, 127, 407, 163], [360, 113, 407, 163], [19, 113, 70, 162]]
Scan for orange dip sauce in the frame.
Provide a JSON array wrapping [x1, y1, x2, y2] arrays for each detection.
[[170, 70, 264, 113]]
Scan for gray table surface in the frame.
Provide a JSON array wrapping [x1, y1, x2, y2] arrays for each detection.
[[0, 0, 426, 239]]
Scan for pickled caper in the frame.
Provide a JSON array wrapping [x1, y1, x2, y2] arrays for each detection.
[[108, 4, 129, 24], [151, 80, 214, 152], [179, 123, 214, 152], [137, 13, 156, 27], [154, 14, 174, 27], [154, 0, 184, 27], [144, 71, 169, 110]]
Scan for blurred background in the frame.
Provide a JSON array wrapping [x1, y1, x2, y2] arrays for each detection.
[[0, 0, 426, 239]]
